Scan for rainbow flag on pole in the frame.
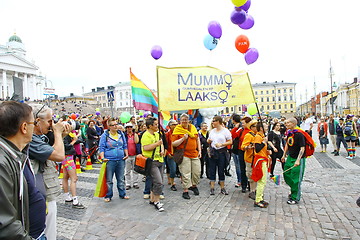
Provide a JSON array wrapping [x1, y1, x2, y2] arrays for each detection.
[[130, 69, 171, 122]]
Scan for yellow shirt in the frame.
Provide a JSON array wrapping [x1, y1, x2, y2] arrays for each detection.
[[141, 131, 163, 162]]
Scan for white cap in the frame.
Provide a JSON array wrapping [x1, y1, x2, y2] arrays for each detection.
[[125, 123, 133, 128]]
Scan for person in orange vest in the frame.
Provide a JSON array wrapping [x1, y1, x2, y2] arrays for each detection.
[[241, 119, 258, 200]]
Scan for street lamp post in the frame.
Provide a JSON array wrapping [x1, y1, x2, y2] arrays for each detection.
[[329, 60, 335, 115]]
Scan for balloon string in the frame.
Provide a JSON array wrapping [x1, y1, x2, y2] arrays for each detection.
[[207, 51, 213, 66]]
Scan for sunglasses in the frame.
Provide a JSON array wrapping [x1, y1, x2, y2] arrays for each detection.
[[109, 124, 118, 127]]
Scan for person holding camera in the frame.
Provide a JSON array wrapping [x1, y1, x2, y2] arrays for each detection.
[[28, 104, 72, 240]]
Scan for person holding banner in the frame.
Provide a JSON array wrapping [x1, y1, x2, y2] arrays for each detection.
[[172, 113, 201, 200], [207, 116, 233, 195]]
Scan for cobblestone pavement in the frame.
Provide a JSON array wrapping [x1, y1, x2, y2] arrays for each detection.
[[56, 127, 360, 240]]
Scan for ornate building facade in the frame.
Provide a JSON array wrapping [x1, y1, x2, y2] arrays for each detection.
[[0, 33, 46, 100]]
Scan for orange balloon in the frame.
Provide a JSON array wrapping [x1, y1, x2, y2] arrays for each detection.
[[188, 109, 193, 115], [71, 114, 77, 120], [235, 35, 250, 54]]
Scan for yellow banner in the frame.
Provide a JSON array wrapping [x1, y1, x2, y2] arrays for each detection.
[[157, 66, 256, 111]]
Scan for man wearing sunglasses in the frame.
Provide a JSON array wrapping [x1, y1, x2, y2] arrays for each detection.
[[28, 104, 71, 240]]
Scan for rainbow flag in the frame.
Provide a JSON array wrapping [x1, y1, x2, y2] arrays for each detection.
[[130, 69, 158, 113], [270, 175, 280, 185], [130, 69, 171, 122]]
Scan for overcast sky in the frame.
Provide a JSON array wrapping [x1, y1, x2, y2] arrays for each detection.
[[1, 0, 359, 104]]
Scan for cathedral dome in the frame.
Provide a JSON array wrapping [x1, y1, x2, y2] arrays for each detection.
[[9, 34, 22, 43]]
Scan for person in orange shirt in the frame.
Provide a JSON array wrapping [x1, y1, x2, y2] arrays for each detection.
[[241, 119, 257, 200], [172, 113, 201, 200], [251, 122, 270, 208]]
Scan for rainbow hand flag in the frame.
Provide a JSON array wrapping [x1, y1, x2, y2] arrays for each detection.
[[270, 175, 280, 185], [130, 69, 171, 123]]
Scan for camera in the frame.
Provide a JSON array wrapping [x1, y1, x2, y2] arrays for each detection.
[[53, 118, 80, 130]]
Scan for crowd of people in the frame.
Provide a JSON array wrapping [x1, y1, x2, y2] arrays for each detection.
[[1, 100, 359, 239]]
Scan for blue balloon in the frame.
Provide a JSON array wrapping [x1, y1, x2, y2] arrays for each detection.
[[203, 34, 219, 51]]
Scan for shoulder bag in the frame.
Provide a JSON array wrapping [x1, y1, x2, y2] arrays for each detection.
[[173, 137, 189, 165], [134, 148, 155, 176]]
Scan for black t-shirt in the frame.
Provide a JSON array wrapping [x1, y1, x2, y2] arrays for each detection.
[[287, 131, 306, 159], [23, 161, 46, 239]]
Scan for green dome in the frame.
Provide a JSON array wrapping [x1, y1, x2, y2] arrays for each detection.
[[9, 34, 22, 43]]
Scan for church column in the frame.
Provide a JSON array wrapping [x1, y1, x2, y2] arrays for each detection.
[[2, 70, 7, 98], [23, 74, 28, 98]]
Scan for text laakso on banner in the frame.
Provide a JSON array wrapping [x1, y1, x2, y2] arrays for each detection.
[[157, 66, 255, 111]]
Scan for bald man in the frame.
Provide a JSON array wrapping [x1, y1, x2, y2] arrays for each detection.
[[281, 118, 306, 205]]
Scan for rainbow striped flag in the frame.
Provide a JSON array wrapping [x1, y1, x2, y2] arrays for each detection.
[[130, 69, 171, 122]]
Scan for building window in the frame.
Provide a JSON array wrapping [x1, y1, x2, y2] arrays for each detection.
[[239, 107, 241, 111], [273, 105, 276, 110], [290, 104, 293, 108], [231, 107, 234, 112], [272, 90, 275, 94], [266, 90, 269, 94], [278, 89, 281, 93], [103, 103, 106, 107], [261, 97, 264, 102], [255, 91, 257, 95], [285, 104, 287, 109], [284, 96, 287, 101], [261, 91, 263, 94], [290, 95, 293, 100], [284, 89, 287, 93], [272, 97, 275, 101], [267, 105, 270, 110], [278, 96, 281, 101], [279, 105, 281, 109], [267, 97, 269, 102], [226, 107, 229, 112], [290, 89, 293, 93], [120, 92, 122, 99]]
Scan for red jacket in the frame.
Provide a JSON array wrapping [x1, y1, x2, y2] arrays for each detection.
[[317, 122, 328, 136], [231, 127, 250, 149]]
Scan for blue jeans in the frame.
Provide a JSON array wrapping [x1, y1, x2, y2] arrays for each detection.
[[106, 160, 126, 199], [166, 156, 177, 179], [143, 175, 152, 194], [238, 150, 248, 190], [209, 149, 226, 182], [232, 153, 241, 183]]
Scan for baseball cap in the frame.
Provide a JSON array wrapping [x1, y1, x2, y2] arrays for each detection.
[[248, 119, 258, 127], [124, 123, 133, 128], [347, 114, 354, 119]]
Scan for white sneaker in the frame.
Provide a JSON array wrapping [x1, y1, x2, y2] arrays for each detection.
[[143, 194, 150, 199], [346, 156, 353, 160], [159, 195, 165, 200]]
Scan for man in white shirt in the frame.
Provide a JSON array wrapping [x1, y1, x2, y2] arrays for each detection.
[[302, 113, 314, 137]]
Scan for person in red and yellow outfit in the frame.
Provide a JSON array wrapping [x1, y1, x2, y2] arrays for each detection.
[[251, 122, 270, 208], [172, 113, 201, 200]]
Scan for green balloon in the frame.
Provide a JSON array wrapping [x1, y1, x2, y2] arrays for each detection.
[[120, 112, 131, 123], [139, 110, 144, 116], [247, 103, 257, 115]]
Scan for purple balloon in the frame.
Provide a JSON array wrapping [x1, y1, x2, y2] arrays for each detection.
[[244, 48, 259, 65], [151, 45, 163, 60], [208, 21, 222, 39], [95, 111, 100, 116], [238, 15, 254, 30], [230, 9, 247, 25], [239, 0, 251, 11], [75, 113, 80, 117]]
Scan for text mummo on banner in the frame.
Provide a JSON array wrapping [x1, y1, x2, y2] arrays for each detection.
[[157, 66, 255, 111]]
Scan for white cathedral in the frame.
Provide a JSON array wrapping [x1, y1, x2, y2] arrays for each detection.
[[0, 33, 46, 100]]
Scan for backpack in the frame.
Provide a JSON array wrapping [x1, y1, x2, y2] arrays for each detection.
[[232, 128, 244, 154], [344, 121, 353, 136], [291, 128, 315, 157]]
